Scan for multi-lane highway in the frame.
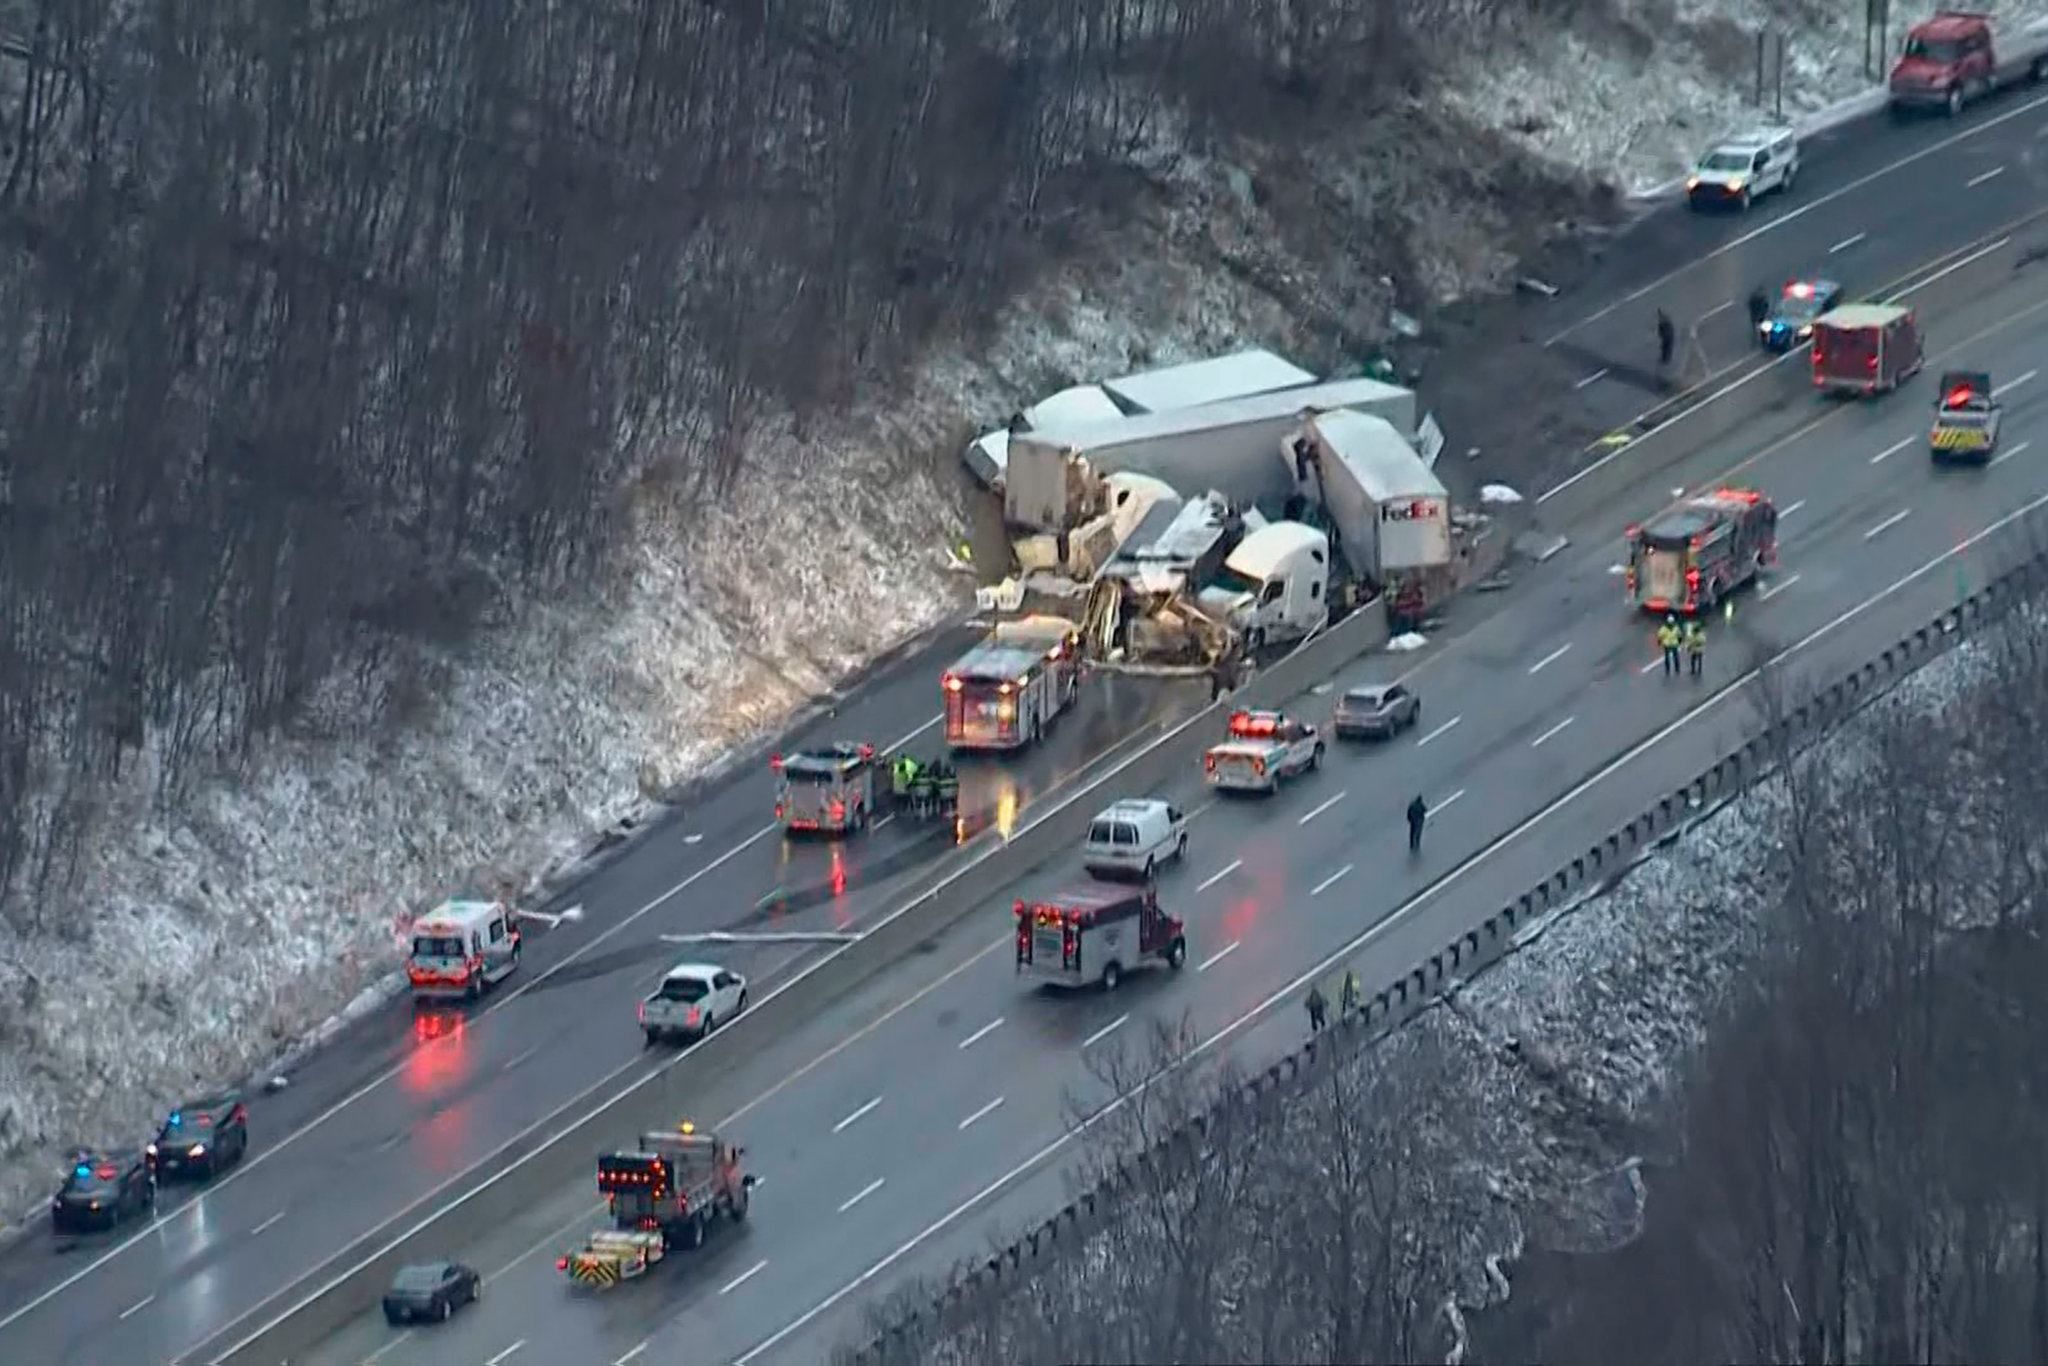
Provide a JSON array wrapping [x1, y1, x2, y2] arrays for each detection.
[[0, 89, 2044, 1366], [286, 214, 2048, 1366]]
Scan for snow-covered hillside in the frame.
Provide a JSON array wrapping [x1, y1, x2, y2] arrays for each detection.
[[1, 0, 2041, 1225]]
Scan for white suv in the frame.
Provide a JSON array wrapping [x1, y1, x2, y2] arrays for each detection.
[[1082, 799, 1188, 880], [1686, 126, 1798, 211]]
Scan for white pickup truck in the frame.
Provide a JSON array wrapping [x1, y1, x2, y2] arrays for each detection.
[[639, 962, 748, 1045], [1203, 709, 1324, 794]]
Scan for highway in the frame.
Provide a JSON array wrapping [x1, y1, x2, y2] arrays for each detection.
[[0, 89, 2044, 1366], [287, 239, 2048, 1366]]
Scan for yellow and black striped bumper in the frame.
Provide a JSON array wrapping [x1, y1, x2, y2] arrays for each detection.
[[1930, 425, 1991, 452], [568, 1256, 622, 1287]]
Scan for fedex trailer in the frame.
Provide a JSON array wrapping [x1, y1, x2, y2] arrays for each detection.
[[1281, 410, 1450, 585]]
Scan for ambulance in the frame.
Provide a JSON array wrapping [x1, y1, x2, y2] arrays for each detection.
[[406, 898, 522, 1003]]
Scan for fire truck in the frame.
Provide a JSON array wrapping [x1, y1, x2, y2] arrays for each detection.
[[1014, 884, 1187, 991], [1624, 488, 1778, 616], [942, 615, 1081, 751], [558, 1123, 753, 1287], [1203, 709, 1324, 794], [771, 743, 878, 834]]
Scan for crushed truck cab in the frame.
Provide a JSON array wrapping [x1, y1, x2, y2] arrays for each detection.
[[1930, 370, 2000, 463], [1203, 709, 1323, 794]]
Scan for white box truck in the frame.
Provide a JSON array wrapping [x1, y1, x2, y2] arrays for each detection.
[[1006, 377, 1416, 526], [1282, 410, 1450, 585]]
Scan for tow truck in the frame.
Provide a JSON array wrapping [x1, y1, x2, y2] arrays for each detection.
[[942, 615, 1081, 751], [771, 742, 878, 834], [1015, 884, 1187, 991], [1929, 370, 2001, 464], [1625, 488, 1778, 615], [558, 1123, 754, 1288], [1203, 709, 1323, 794]]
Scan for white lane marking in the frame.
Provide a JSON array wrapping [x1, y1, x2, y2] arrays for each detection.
[[957, 1096, 1004, 1131], [250, 1211, 285, 1236], [485, 1342, 526, 1366], [884, 714, 942, 753], [1417, 716, 1461, 746], [1528, 643, 1572, 674], [1538, 93, 2048, 349], [1865, 509, 1911, 540], [1195, 859, 1241, 892], [831, 1097, 881, 1134], [118, 1295, 154, 1321], [359, 1330, 415, 1364], [501, 1046, 538, 1072], [1310, 865, 1354, 897], [1700, 298, 1737, 322], [872, 813, 895, 831], [1574, 368, 1609, 390], [1992, 439, 2033, 467], [1967, 165, 2006, 188], [1829, 232, 1866, 254], [1531, 716, 1576, 748], [1538, 232, 2024, 507], [1871, 435, 1914, 464], [957, 1018, 1003, 1050], [1996, 368, 2037, 396], [1430, 789, 1467, 818], [1082, 1014, 1129, 1050], [1781, 498, 1806, 518], [1638, 656, 1666, 675], [733, 492, 2048, 1366], [1760, 573, 1802, 601], [838, 1178, 885, 1213], [720, 1260, 769, 1295], [1198, 941, 1240, 972], [615, 1346, 649, 1366], [1297, 791, 1346, 826]]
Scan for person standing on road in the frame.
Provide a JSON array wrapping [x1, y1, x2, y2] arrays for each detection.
[[1406, 793, 1429, 853], [1306, 982, 1329, 1033], [1747, 286, 1771, 338], [1340, 970, 1362, 1017], [1658, 615, 1683, 676], [1656, 309, 1676, 372], [1686, 618, 1707, 678]]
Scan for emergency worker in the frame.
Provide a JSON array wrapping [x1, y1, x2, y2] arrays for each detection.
[[1686, 618, 1707, 677], [1341, 970, 1362, 1017], [1305, 982, 1329, 1033], [892, 754, 916, 803], [909, 761, 936, 818], [1406, 793, 1429, 853], [933, 761, 960, 815], [1656, 309, 1676, 370], [1747, 286, 1770, 335], [1657, 615, 1682, 676]]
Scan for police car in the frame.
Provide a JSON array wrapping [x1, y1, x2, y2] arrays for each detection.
[[1758, 278, 1842, 352], [50, 1149, 155, 1233]]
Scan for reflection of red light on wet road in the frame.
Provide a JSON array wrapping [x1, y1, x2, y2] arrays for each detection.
[[1220, 861, 1287, 940], [404, 1014, 472, 1095]]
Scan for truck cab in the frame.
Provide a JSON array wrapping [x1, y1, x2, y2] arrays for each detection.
[[1889, 11, 2048, 116], [771, 743, 876, 834], [1203, 709, 1324, 794], [1194, 521, 1330, 652]]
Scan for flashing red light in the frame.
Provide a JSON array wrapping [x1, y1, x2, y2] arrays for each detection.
[[1867, 355, 1879, 371], [943, 675, 962, 693], [1624, 523, 1640, 539], [1946, 386, 1975, 406], [769, 753, 782, 772], [1014, 898, 1027, 917], [1251, 756, 1267, 776], [1786, 281, 1814, 298], [858, 743, 875, 760], [1685, 568, 1702, 593], [828, 799, 845, 821], [1227, 710, 1279, 739], [1720, 488, 1761, 503], [557, 1256, 570, 1271], [1204, 753, 1217, 772], [94, 1165, 117, 1180]]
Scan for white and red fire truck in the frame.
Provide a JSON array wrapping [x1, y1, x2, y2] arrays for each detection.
[[771, 742, 878, 834], [1202, 708, 1324, 794], [1014, 884, 1187, 991], [1624, 488, 1778, 616], [942, 616, 1081, 751]]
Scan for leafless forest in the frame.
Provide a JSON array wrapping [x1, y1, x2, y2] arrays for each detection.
[[839, 609, 2048, 1366], [0, 0, 1562, 922]]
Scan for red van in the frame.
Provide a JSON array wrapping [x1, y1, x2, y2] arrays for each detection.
[[1811, 303, 1923, 396]]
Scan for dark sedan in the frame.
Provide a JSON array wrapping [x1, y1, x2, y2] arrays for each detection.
[[148, 1092, 250, 1179], [383, 1260, 482, 1325], [50, 1150, 155, 1233]]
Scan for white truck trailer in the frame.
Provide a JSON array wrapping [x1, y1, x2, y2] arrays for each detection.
[[1280, 410, 1450, 588]]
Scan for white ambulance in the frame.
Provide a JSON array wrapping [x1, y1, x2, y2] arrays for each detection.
[[406, 898, 522, 1003]]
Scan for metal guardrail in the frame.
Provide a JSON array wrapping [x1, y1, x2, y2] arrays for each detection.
[[842, 490, 2048, 1366]]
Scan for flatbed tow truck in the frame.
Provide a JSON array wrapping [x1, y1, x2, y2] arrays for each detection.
[[558, 1123, 754, 1288]]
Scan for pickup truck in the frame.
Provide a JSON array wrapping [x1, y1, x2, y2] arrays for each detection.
[[1888, 11, 2048, 117], [1203, 709, 1324, 795], [639, 961, 748, 1045]]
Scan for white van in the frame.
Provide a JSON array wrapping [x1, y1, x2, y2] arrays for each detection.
[[1196, 521, 1330, 650], [406, 898, 522, 1003], [1083, 799, 1190, 880]]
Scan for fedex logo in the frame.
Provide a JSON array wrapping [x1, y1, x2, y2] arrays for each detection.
[[1380, 499, 1441, 523]]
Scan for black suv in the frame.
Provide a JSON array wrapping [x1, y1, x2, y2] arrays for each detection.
[[149, 1092, 250, 1180], [51, 1149, 155, 1233]]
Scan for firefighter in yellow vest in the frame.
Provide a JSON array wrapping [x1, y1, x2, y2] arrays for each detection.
[[1656, 615, 1682, 677], [1685, 618, 1707, 678]]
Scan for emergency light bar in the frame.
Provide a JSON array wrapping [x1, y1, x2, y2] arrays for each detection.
[[1786, 281, 1814, 298], [1227, 711, 1280, 738], [1945, 385, 1976, 407]]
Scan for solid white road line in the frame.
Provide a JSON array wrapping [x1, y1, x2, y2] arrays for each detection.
[[1830, 232, 1866, 253], [883, 714, 942, 754], [957, 1018, 1003, 1050], [957, 1097, 1004, 1131], [720, 1260, 768, 1295], [614, 1345, 649, 1366], [118, 1296, 153, 1321], [1198, 941, 1240, 972], [1531, 716, 1575, 748], [1993, 439, 2033, 467], [250, 1211, 286, 1236], [838, 1178, 885, 1213], [501, 1046, 538, 1072], [1082, 1015, 1128, 1050], [1760, 573, 1802, 601], [485, 1342, 526, 1366], [1417, 716, 1461, 746], [732, 489, 2048, 1366], [1310, 865, 1354, 897], [1528, 643, 1572, 674], [831, 1097, 881, 1134], [1967, 165, 2006, 188], [1297, 792, 1345, 826], [1196, 859, 1242, 892], [1864, 508, 1911, 540], [1574, 368, 1609, 389], [1871, 435, 1914, 464]]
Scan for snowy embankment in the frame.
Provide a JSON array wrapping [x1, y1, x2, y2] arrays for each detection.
[[4, 0, 2040, 1227]]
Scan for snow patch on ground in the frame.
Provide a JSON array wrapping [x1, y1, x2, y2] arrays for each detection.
[[1387, 632, 1432, 652]]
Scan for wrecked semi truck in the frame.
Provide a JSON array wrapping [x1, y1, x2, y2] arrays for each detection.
[[1282, 410, 1451, 625]]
